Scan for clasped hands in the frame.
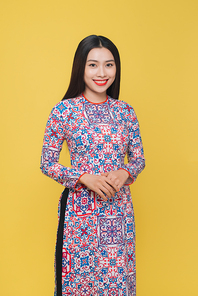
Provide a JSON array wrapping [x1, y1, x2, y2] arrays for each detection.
[[78, 169, 129, 201]]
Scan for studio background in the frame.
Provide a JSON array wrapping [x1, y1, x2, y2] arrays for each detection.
[[1, 0, 198, 295]]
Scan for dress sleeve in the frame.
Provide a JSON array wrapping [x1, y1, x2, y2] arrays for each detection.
[[119, 106, 145, 185], [40, 104, 85, 190]]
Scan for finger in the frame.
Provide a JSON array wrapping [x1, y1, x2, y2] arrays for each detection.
[[101, 183, 116, 197], [99, 177, 117, 195], [97, 189, 108, 201], [100, 185, 113, 199], [104, 178, 120, 192], [107, 174, 121, 189], [101, 172, 108, 176], [104, 173, 118, 184], [107, 178, 120, 189]]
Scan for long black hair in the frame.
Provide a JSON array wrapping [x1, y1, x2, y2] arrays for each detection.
[[62, 35, 121, 100]]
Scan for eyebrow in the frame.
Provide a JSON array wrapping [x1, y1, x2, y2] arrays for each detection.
[[87, 59, 115, 62]]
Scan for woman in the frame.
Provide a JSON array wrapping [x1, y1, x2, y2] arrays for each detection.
[[40, 35, 145, 296]]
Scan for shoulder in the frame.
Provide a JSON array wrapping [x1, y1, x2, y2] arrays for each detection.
[[108, 97, 136, 119], [49, 96, 82, 119]]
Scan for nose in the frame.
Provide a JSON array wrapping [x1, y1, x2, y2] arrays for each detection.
[[97, 65, 106, 77]]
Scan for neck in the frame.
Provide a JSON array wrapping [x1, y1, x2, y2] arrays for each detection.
[[83, 89, 107, 103]]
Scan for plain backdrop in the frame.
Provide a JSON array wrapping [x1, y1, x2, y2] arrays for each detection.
[[1, 0, 198, 295]]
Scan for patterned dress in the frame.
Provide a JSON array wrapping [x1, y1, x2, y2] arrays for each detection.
[[40, 94, 145, 296]]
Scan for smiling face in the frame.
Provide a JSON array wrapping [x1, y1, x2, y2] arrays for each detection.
[[83, 47, 116, 101]]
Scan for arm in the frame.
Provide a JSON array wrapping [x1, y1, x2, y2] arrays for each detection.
[[40, 104, 85, 189], [120, 106, 145, 185], [103, 105, 145, 188]]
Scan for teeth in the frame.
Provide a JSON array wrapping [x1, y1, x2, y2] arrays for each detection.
[[94, 80, 108, 83]]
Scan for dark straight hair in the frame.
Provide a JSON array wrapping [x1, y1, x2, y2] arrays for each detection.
[[62, 35, 121, 100]]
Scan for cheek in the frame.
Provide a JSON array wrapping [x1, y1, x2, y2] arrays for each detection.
[[84, 72, 92, 85], [84, 66, 91, 78], [84, 68, 95, 80]]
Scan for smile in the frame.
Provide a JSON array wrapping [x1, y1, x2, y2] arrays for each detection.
[[93, 79, 108, 86]]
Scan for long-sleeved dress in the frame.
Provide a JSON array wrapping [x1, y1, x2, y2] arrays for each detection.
[[40, 94, 145, 296]]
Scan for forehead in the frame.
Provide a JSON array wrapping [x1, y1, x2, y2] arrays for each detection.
[[87, 47, 114, 61]]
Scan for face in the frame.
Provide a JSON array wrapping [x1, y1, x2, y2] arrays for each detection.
[[84, 47, 116, 96]]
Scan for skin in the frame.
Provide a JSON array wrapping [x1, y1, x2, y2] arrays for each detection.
[[78, 47, 129, 201], [83, 47, 116, 103]]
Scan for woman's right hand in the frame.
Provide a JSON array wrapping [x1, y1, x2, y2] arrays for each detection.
[[78, 173, 119, 201]]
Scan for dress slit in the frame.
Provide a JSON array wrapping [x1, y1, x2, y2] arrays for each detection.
[[55, 187, 69, 296]]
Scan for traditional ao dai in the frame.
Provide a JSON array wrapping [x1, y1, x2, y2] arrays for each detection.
[[40, 94, 145, 296]]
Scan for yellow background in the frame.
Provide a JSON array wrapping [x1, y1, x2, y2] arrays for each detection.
[[1, 0, 198, 295]]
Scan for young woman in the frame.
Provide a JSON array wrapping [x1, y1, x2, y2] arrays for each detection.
[[40, 35, 145, 296]]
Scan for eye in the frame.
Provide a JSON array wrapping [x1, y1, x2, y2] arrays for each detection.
[[106, 63, 114, 67], [89, 63, 97, 67]]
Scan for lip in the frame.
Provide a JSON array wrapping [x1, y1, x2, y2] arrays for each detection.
[[93, 79, 108, 86]]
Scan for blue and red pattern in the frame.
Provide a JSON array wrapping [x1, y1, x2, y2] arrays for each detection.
[[40, 94, 145, 295]]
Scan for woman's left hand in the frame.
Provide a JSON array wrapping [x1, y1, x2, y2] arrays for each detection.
[[101, 169, 129, 191]]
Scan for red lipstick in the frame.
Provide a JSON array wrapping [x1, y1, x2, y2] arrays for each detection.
[[93, 79, 108, 86]]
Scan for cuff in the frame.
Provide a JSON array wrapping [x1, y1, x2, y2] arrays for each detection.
[[118, 167, 134, 185], [73, 172, 87, 191]]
